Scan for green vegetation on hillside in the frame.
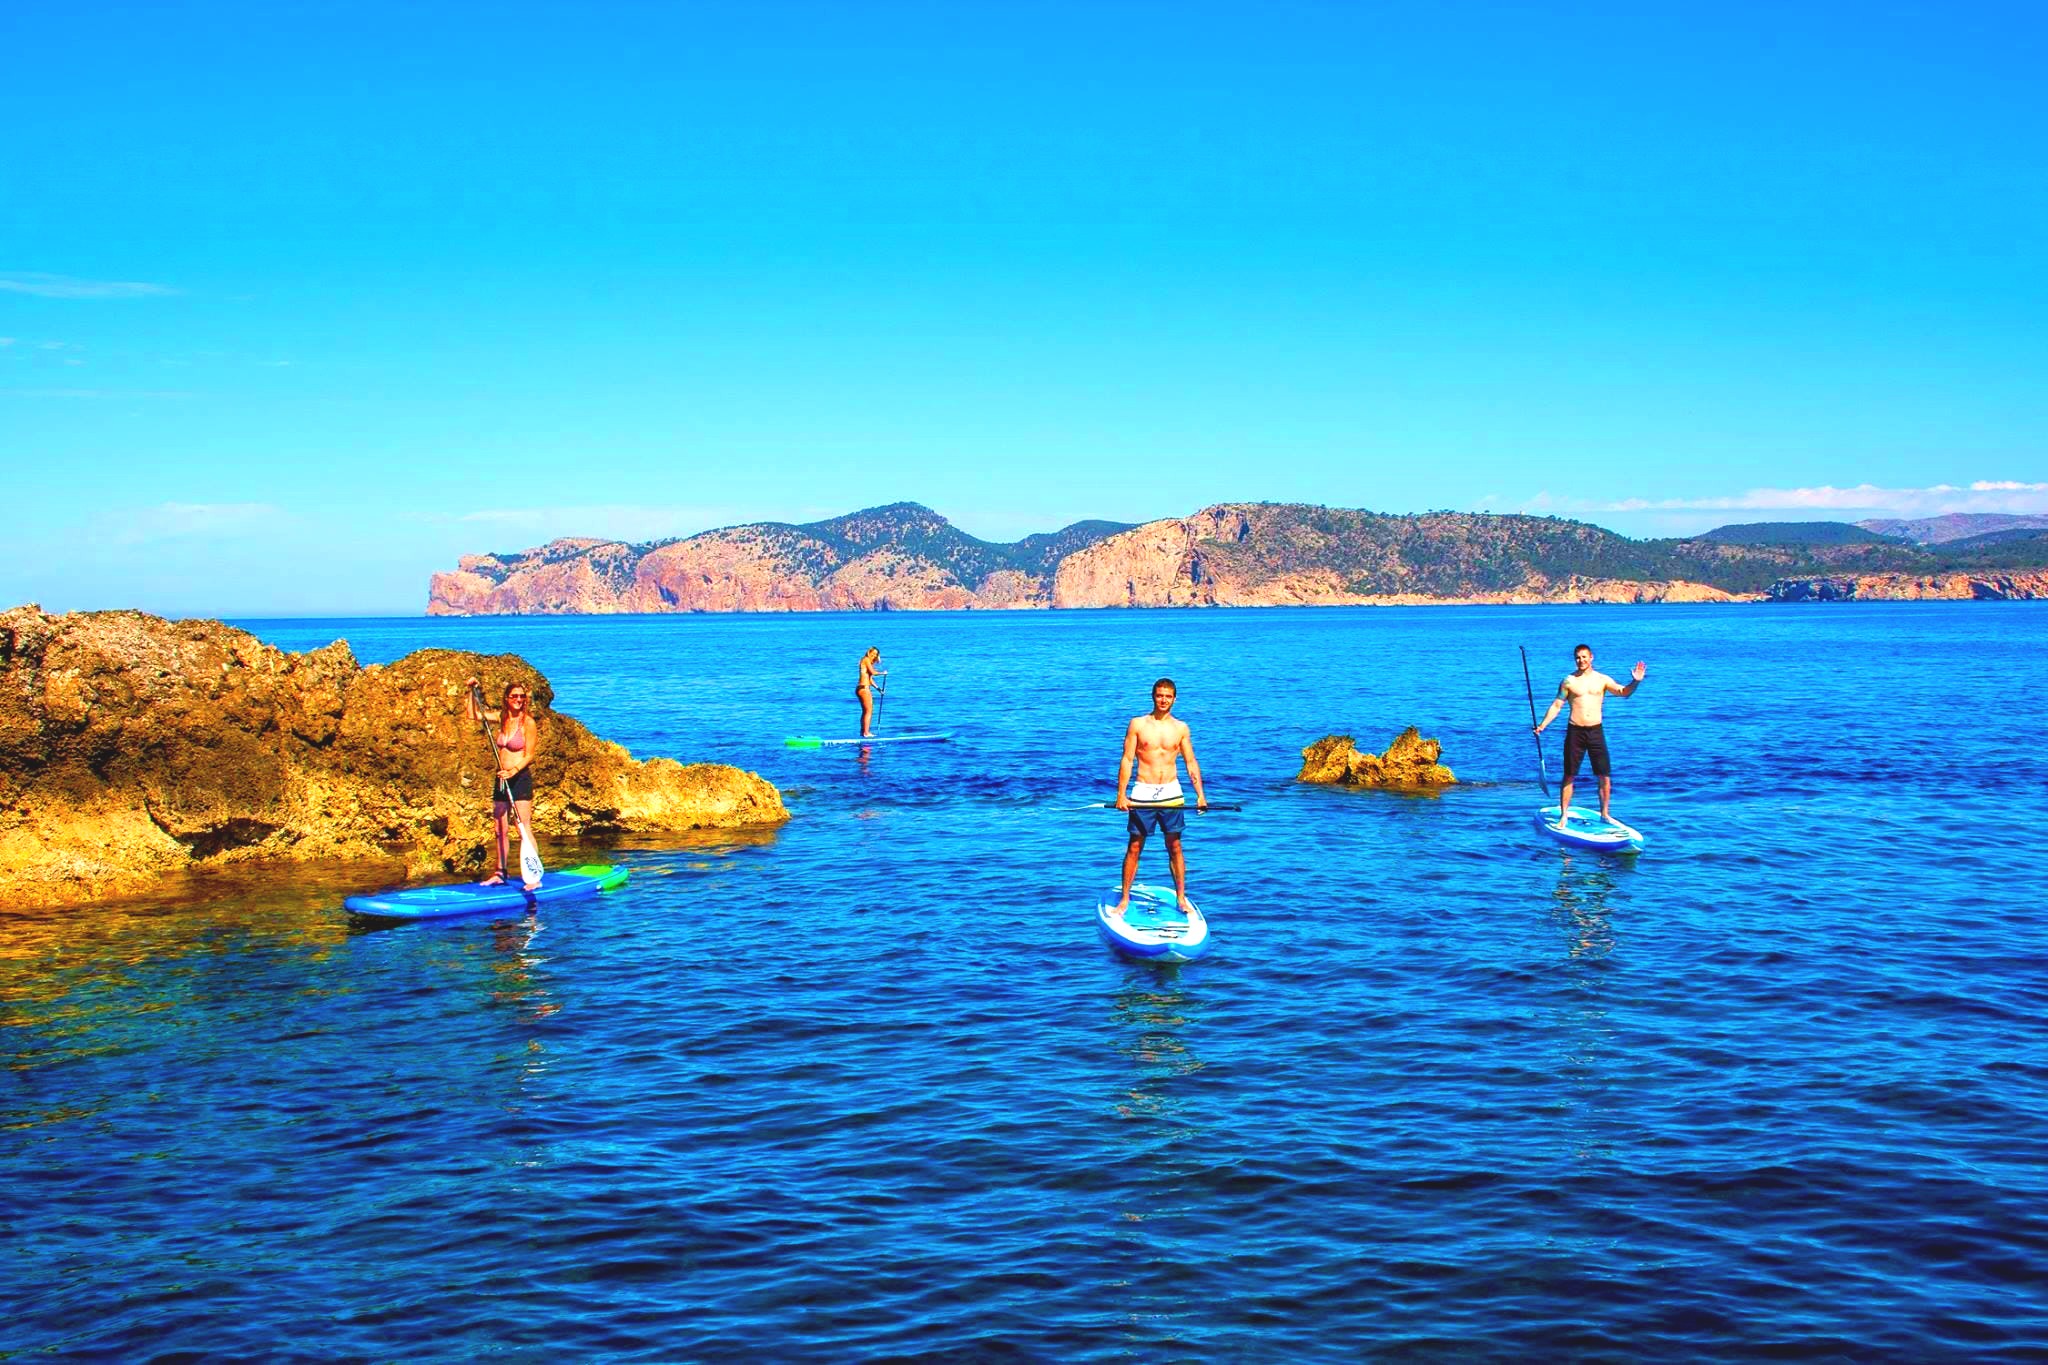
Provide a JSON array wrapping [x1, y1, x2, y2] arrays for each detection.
[[460, 501, 2041, 600], [1697, 521, 1897, 546], [1182, 505, 1982, 596]]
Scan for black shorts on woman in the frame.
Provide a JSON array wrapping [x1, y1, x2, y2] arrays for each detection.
[[1562, 723, 1611, 779], [494, 768, 534, 805]]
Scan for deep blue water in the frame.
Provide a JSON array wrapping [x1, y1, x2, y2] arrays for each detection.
[[5, 604, 2046, 1359]]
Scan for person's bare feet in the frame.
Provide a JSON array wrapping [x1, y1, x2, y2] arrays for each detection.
[[1108, 898, 1130, 918], [1177, 895, 1197, 915], [480, 872, 506, 887]]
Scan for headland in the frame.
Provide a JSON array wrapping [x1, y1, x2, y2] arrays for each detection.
[[428, 503, 2048, 614]]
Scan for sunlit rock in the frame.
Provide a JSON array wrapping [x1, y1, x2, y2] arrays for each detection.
[[0, 605, 788, 909]]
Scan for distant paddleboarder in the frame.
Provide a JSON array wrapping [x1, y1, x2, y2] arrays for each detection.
[[465, 676, 540, 888], [1111, 678, 1209, 917], [856, 647, 886, 738], [1533, 644, 1645, 824]]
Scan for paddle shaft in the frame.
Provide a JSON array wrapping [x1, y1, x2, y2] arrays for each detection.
[[1089, 802, 1241, 812], [1519, 646, 1551, 798], [470, 684, 513, 805]]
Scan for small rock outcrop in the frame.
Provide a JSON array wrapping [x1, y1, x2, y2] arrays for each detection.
[[1298, 728, 1457, 788], [0, 606, 788, 909]]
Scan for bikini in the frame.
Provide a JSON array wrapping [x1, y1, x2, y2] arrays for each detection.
[[496, 720, 533, 804]]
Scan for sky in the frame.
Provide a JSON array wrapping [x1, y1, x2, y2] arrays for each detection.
[[4, 0, 2046, 615]]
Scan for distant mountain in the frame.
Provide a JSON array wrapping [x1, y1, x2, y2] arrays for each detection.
[[427, 501, 2048, 614], [1941, 527, 2048, 552], [1696, 521, 1897, 546], [431, 503, 1138, 614], [1857, 513, 2048, 545]]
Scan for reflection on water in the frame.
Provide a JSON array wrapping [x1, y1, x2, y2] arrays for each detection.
[[1549, 851, 1627, 963], [1108, 968, 1206, 1134], [1548, 852, 1629, 1164], [1106, 964, 1208, 1351]]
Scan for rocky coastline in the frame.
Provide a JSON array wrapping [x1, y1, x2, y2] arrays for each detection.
[[1763, 571, 2048, 602], [0, 606, 788, 910], [432, 500, 2048, 615]]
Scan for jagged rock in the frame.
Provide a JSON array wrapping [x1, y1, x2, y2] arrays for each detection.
[[0, 605, 788, 909], [1298, 728, 1457, 788]]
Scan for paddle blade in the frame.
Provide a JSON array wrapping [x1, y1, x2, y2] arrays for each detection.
[[518, 822, 545, 886]]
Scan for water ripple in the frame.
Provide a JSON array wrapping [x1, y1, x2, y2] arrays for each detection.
[[4, 604, 2046, 1358]]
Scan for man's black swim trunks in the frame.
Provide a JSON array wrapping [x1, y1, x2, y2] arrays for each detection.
[[1562, 723, 1611, 779]]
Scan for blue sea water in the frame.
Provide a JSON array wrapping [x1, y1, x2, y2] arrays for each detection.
[[4, 604, 2046, 1359]]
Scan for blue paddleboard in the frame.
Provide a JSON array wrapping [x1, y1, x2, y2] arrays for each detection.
[[784, 732, 953, 748], [1536, 806, 1644, 853], [345, 864, 628, 919], [1097, 884, 1211, 963]]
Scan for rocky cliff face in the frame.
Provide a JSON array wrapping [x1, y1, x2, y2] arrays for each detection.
[[0, 606, 787, 909], [1051, 505, 1750, 606], [1766, 571, 2048, 602], [431, 499, 2048, 614], [429, 505, 1132, 614]]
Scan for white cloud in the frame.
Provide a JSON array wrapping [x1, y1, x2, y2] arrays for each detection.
[[1496, 481, 2048, 519], [0, 271, 178, 299]]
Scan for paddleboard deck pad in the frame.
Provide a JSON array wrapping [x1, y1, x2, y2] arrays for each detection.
[[1097, 884, 1211, 963], [345, 864, 628, 919], [785, 733, 953, 748], [1536, 806, 1644, 852]]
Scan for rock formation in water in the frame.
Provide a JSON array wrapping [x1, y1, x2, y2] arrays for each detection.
[[1297, 729, 1457, 788], [0, 605, 788, 910], [1765, 571, 2048, 602]]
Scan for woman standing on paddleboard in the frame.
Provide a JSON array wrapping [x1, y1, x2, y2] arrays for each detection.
[[855, 648, 886, 738], [465, 677, 540, 887]]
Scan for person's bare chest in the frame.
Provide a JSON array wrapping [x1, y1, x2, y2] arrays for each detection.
[[1134, 720, 1183, 753]]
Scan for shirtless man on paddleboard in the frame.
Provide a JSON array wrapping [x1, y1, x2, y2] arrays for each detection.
[[1111, 678, 1208, 917], [1533, 644, 1646, 823]]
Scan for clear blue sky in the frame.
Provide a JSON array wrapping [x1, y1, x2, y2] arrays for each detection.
[[5, 0, 2045, 614]]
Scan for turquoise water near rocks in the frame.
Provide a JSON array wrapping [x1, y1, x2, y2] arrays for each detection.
[[5, 603, 2046, 1358]]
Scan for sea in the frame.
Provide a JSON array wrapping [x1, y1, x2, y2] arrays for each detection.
[[4, 603, 2045, 1360]]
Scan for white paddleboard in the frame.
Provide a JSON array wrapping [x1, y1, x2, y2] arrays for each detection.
[[1536, 805, 1644, 852], [1097, 884, 1211, 963]]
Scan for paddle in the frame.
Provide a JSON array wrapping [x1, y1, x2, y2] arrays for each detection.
[[1080, 802, 1242, 812], [1519, 646, 1550, 799], [471, 683, 545, 888], [874, 668, 887, 735]]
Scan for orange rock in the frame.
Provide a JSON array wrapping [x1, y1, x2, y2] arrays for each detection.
[[0, 606, 787, 909], [1297, 728, 1456, 787]]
